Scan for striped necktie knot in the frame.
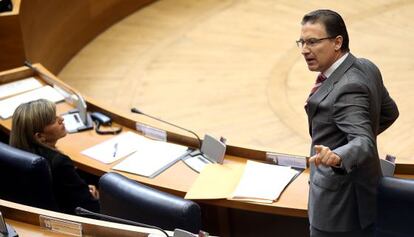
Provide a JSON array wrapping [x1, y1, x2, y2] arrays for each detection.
[[309, 73, 327, 97], [305, 73, 327, 109]]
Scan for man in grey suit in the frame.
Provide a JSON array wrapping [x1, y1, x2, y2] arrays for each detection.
[[297, 9, 399, 236]]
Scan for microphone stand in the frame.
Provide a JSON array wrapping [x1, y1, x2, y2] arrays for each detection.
[[75, 207, 170, 237], [131, 108, 202, 149], [24, 60, 75, 99]]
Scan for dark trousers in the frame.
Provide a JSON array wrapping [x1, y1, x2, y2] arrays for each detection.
[[310, 224, 374, 237]]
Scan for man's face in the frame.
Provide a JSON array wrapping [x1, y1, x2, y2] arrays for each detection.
[[299, 22, 340, 72]]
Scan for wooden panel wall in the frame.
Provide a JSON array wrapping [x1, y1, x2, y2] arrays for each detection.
[[0, 0, 156, 74], [0, 0, 24, 71]]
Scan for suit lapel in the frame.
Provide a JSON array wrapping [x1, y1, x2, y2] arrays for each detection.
[[306, 53, 357, 124]]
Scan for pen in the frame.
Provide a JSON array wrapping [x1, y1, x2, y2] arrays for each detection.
[[113, 143, 118, 158]]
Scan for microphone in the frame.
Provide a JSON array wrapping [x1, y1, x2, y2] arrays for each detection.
[[25, 60, 58, 87], [24, 60, 76, 102], [131, 107, 202, 149], [75, 207, 170, 237]]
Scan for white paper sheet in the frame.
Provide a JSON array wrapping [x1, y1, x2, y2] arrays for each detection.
[[0, 85, 65, 119], [0, 77, 42, 100], [81, 132, 144, 164], [112, 138, 188, 178], [230, 160, 299, 203]]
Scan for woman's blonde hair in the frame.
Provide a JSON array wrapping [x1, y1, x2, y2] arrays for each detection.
[[9, 99, 56, 153]]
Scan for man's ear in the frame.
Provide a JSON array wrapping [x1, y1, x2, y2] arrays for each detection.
[[34, 132, 45, 143], [334, 35, 343, 51]]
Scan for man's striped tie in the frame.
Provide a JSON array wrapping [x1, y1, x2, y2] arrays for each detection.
[[305, 73, 327, 108], [309, 73, 327, 97]]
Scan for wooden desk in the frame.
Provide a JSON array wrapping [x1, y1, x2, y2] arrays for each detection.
[[2, 64, 414, 219], [0, 64, 309, 218], [1, 199, 169, 237], [3, 64, 414, 236]]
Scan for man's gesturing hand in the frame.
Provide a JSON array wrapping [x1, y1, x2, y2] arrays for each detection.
[[309, 145, 342, 167]]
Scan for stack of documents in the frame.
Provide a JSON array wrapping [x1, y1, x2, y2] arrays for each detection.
[[81, 132, 189, 178], [185, 160, 299, 203], [112, 139, 188, 178], [0, 85, 64, 119], [230, 160, 299, 203], [0, 77, 42, 100]]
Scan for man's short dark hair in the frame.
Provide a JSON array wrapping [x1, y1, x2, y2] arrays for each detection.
[[301, 9, 349, 52]]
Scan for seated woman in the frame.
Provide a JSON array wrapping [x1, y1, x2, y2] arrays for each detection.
[[10, 99, 100, 214]]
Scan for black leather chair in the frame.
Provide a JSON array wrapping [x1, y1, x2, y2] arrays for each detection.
[[376, 176, 414, 237], [0, 142, 58, 211], [99, 172, 202, 233]]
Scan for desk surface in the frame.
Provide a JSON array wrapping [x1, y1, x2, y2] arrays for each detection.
[[6, 219, 71, 237], [1, 199, 166, 237], [1, 64, 412, 218], [0, 64, 309, 217]]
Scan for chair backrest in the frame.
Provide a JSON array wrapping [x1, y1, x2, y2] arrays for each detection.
[[376, 176, 414, 237], [380, 158, 395, 177], [99, 172, 201, 233], [0, 142, 58, 211]]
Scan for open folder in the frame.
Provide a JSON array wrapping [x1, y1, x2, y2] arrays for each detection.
[[112, 138, 189, 178], [82, 131, 189, 178], [185, 160, 299, 203]]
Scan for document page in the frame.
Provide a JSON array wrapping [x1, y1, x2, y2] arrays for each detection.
[[81, 132, 142, 164], [230, 160, 299, 203], [0, 77, 42, 100], [0, 85, 65, 119], [112, 138, 188, 178]]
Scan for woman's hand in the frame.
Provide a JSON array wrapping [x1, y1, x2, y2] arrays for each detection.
[[88, 185, 100, 199]]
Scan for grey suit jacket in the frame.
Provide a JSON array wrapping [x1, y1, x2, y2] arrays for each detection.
[[306, 53, 399, 232]]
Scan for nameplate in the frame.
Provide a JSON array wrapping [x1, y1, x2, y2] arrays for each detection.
[[136, 123, 167, 141], [39, 215, 82, 236], [266, 152, 307, 169]]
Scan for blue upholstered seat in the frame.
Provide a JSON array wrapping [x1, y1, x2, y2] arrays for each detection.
[[99, 172, 202, 233], [0, 142, 58, 211], [376, 176, 414, 237]]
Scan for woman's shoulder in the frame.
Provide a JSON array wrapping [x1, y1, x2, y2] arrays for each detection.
[[35, 145, 72, 165]]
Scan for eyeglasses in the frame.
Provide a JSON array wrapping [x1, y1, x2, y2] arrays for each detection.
[[296, 36, 336, 48]]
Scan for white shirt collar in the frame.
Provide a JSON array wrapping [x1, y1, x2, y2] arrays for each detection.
[[323, 52, 349, 78]]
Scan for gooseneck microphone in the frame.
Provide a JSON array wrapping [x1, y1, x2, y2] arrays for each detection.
[[131, 107, 202, 148], [75, 207, 170, 237], [24, 60, 74, 96]]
